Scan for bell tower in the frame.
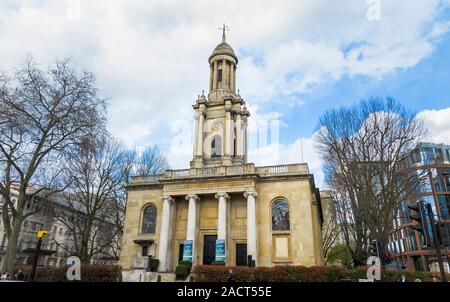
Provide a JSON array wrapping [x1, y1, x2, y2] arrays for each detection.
[[191, 27, 250, 169], [208, 24, 238, 102]]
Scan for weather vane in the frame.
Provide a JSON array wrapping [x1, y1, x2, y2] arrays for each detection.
[[218, 23, 229, 42]]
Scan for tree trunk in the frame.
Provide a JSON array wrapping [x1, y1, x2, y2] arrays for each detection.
[[79, 224, 92, 264], [1, 219, 22, 273]]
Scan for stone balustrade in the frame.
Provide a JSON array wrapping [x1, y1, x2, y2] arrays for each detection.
[[129, 163, 309, 185]]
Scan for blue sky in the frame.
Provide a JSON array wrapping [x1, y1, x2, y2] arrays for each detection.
[[0, 0, 449, 187], [277, 29, 450, 142]]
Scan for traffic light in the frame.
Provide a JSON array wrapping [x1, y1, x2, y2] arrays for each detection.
[[369, 239, 380, 257], [407, 201, 431, 248], [437, 222, 450, 247], [384, 251, 392, 265]]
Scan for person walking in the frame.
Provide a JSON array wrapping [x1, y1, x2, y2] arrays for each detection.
[[227, 269, 236, 282]]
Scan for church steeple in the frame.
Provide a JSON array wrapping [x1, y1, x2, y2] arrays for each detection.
[[208, 27, 238, 102], [191, 31, 249, 169], [220, 23, 228, 43]]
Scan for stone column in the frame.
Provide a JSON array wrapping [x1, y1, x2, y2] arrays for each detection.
[[243, 120, 248, 161], [193, 112, 200, 157], [223, 59, 228, 90], [244, 191, 258, 265], [230, 63, 235, 92], [158, 195, 173, 272], [209, 64, 214, 91], [196, 112, 204, 157], [215, 192, 229, 262], [225, 110, 232, 157], [236, 113, 242, 157], [212, 61, 218, 90], [233, 65, 236, 93], [215, 193, 229, 241], [184, 195, 199, 264]]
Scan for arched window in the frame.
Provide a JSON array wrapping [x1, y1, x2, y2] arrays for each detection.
[[272, 199, 290, 231], [211, 135, 222, 157], [141, 204, 157, 234]]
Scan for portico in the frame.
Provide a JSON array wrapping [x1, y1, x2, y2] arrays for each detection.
[[156, 189, 258, 271]]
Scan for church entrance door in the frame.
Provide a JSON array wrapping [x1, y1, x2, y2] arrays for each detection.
[[203, 235, 217, 265], [236, 243, 247, 266]]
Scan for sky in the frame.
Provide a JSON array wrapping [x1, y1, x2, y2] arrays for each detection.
[[0, 0, 449, 188]]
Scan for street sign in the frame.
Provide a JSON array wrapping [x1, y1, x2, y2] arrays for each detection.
[[36, 230, 48, 238]]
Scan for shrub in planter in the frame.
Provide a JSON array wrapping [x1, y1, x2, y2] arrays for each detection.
[[179, 261, 193, 271], [148, 258, 160, 272], [211, 261, 225, 266], [175, 264, 191, 280]]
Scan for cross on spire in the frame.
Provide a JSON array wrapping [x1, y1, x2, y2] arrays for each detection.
[[218, 23, 229, 42]]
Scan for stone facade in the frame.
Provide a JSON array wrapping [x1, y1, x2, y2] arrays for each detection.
[[120, 36, 324, 280]]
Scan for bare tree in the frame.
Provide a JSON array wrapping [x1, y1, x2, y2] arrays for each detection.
[[0, 57, 106, 272], [52, 140, 169, 263], [321, 196, 342, 265], [134, 145, 169, 177], [52, 139, 127, 263], [315, 97, 427, 268]]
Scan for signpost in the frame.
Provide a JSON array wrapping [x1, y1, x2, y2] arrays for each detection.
[[425, 204, 448, 282], [29, 230, 48, 282]]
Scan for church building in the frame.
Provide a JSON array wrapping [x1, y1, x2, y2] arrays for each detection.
[[120, 33, 324, 281]]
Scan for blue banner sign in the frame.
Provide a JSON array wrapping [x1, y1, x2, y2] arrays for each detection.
[[215, 239, 226, 262], [183, 240, 193, 262]]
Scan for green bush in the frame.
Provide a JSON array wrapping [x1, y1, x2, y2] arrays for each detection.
[[192, 265, 447, 282], [192, 265, 230, 282], [149, 258, 159, 272], [211, 261, 226, 266], [175, 264, 191, 280], [347, 266, 367, 282], [12, 264, 121, 282], [179, 261, 193, 271], [321, 266, 348, 282]]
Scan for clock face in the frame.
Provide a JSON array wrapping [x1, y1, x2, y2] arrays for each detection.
[[212, 120, 223, 130]]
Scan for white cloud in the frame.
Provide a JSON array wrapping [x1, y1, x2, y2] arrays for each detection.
[[0, 0, 449, 176], [248, 133, 324, 188], [250, 107, 450, 189], [418, 108, 450, 144]]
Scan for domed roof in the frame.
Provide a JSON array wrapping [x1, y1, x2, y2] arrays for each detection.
[[209, 42, 238, 63]]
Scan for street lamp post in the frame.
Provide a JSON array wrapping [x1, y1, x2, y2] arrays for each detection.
[[29, 230, 48, 282], [426, 204, 448, 282]]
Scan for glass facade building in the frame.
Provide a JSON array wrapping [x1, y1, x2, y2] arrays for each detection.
[[388, 143, 450, 272]]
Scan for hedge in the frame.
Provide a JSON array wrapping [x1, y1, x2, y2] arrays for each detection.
[[192, 265, 447, 282], [11, 264, 121, 282]]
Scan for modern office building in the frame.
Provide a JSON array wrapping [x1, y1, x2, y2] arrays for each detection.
[[389, 143, 450, 272]]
